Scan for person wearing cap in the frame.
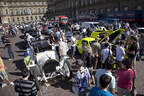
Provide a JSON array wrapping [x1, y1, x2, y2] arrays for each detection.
[[5, 36, 14, 60]]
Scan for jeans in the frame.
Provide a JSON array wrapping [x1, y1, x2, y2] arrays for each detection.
[[7, 47, 14, 59]]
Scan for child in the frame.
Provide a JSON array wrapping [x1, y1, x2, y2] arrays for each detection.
[[72, 64, 91, 94]]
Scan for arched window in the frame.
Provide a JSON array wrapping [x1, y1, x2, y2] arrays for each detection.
[[38, 8, 41, 13]]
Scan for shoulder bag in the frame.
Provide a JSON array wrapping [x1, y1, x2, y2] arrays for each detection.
[[130, 69, 137, 96], [105, 46, 114, 65]]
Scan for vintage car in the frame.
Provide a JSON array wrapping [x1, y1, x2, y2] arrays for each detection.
[[26, 40, 72, 82], [75, 37, 95, 54], [76, 29, 125, 54]]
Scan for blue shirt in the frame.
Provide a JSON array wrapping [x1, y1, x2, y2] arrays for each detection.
[[95, 69, 116, 91], [89, 87, 113, 96]]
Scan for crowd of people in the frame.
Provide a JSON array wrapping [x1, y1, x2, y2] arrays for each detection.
[[0, 20, 143, 96]]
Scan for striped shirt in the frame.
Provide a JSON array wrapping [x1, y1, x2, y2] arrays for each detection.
[[14, 79, 37, 96]]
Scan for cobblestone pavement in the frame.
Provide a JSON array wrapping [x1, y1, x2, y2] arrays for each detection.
[[0, 32, 144, 96]]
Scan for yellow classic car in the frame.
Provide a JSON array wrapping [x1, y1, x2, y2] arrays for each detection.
[[75, 37, 95, 54], [76, 28, 125, 54]]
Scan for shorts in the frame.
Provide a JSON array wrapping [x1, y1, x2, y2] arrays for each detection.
[[0, 70, 8, 81], [117, 86, 131, 96]]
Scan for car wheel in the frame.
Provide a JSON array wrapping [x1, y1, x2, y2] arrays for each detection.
[[62, 60, 72, 79]]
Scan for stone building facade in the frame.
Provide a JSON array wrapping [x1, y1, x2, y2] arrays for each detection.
[[0, 0, 48, 24], [48, 0, 143, 18]]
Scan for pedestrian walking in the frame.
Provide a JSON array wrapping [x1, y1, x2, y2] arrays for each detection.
[[72, 64, 91, 94], [116, 58, 137, 96], [5, 36, 14, 60], [139, 33, 144, 60], [0, 54, 14, 87], [116, 40, 125, 69], [14, 68, 38, 96], [127, 35, 137, 68]]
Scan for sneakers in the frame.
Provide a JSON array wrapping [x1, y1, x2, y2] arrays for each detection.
[[8, 59, 12, 61], [9, 82, 14, 86]]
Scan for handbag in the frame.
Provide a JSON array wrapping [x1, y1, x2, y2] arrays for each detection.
[[130, 69, 137, 96], [105, 46, 114, 65]]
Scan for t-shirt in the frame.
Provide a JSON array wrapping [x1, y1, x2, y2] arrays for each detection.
[[75, 68, 91, 91], [5, 39, 11, 47], [88, 87, 113, 96], [101, 48, 112, 64], [116, 45, 125, 61], [116, 69, 137, 90], [0, 57, 5, 72], [14, 79, 37, 96], [128, 42, 137, 57], [95, 69, 116, 91]]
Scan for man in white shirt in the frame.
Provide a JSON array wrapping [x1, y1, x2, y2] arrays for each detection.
[[116, 40, 125, 69]]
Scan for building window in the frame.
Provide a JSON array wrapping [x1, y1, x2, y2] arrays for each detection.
[[124, 7, 128, 11], [35, 16, 37, 20], [107, 8, 111, 12], [31, 16, 33, 21], [16, 9, 18, 15], [13, 18, 15, 22], [4, 2, 6, 5], [8, 18, 10, 23], [22, 17, 24, 21], [39, 16, 41, 19], [20, 9, 23, 15], [38, 8, 41, 13], [29, 8, 32, 14], [6, 9, 8, 15], [137, 6, 142, 10], [33, 8, 37, 14], [24, 9, 28, 15], [10, 9, 13, 15], [114, 8, 118, 12], [17, 17, 19, 21], [33, 2, 35, 5], [28, 2, 31, 5], [26, 17, 29, 21], [42, 8, 45, 13]]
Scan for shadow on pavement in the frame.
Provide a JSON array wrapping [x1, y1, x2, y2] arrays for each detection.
[[137, 94, 144, 96], [15, 41, 27, 50], [51, 79, 73, 92], [1, 56, 9, 60], [13, 59, 26, 71], [9, 71, 22, 76], [15, 50, 26, 53], [18, 54, 25, 57], [19, 35, 24, 39]]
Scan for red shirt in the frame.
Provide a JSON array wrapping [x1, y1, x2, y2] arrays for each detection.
[[116, 69, 137, 90]]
